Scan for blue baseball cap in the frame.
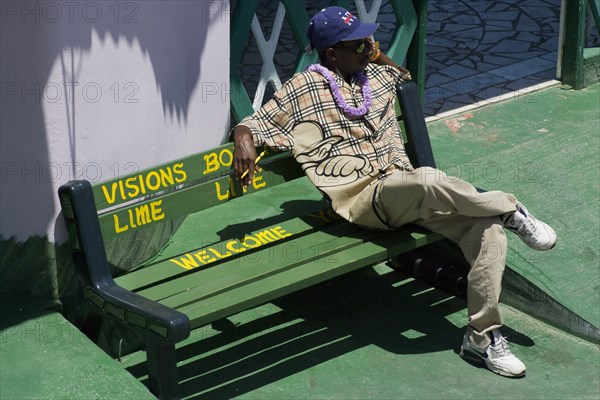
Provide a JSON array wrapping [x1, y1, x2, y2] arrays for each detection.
[[305, 6, 379, 53]]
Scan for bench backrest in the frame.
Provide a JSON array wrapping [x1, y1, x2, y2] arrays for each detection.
[[60, 79, 434, 280], [87, 82, 434, 243], [91, 146, 303, 242]]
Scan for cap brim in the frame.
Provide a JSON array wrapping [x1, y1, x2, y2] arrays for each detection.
[[341, 22, 380, 41]]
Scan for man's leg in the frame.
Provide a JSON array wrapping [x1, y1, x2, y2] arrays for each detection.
[[374, 168, 515, 338], [373, 167, 527, 377], [415, 214, 507, 347], [372, 167, 556, 250], [377, 167, 518, 226]]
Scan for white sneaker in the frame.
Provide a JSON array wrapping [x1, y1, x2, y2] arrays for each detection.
[[503, 202, 557, 251], [460, 329, 526, 378]]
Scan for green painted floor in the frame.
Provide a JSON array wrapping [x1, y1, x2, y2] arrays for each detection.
[[121, 265, 599, 400], [0, 295, 154, 400], [425, 83, 600, 330]]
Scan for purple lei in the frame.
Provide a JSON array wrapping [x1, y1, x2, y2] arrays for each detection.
[[307, 64, 371, 117]]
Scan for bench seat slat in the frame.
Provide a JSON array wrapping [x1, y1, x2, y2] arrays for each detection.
[[127, 176, 326, 264], [140, 220, 366, 306], [179, 229, 444, 329], [117, 206, 336, 293], [114, 178, 331, 291]]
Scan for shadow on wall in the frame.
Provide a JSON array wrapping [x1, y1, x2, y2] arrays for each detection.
[[0, 1, 227, 303]]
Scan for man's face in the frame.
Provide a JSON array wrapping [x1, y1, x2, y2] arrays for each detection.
[[333, 38, 373, 73]]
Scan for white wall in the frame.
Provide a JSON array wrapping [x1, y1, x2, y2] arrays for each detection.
[[1, 0, 231, 243]]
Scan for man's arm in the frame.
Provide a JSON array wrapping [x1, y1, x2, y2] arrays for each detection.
[[367, 40, 414, 171], [231, 81, 296, 188], [232, 125, 258, 188], [368, 40, 412, 81]]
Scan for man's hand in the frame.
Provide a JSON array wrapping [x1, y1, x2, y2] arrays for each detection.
[[367, 39, 412, 81], [233, 126, 258, 188]]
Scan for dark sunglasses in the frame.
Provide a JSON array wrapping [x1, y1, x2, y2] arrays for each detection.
[[336, 39, 372, 54]]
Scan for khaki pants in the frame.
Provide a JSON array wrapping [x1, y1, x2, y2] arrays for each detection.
[[352, 167, 518, 348]]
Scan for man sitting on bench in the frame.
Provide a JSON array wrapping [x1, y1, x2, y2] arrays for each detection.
[[231, 6, 557, 378]]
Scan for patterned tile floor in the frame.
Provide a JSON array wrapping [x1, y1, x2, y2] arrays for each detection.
[[424, 0, 562, 116], [240, 0, 596, 117]]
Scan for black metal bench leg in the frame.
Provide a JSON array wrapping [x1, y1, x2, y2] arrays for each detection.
[[146, 340, 180, 400]]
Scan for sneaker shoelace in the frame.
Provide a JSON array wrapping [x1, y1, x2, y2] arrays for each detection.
[[506, 208, 538, 239], [490, 335, 513, 358], [513, 216, 537, 238]]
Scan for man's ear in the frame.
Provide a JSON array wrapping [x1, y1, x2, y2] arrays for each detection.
[[325, 48, 337, 62]]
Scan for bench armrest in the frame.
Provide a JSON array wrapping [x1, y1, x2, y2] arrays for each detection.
[[83, 282, 190, 343], [59, 180, 190, 343]]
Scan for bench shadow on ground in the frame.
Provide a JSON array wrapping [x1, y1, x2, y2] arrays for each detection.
[[184, 267, 463, 399], [126, 261, 534, 399]]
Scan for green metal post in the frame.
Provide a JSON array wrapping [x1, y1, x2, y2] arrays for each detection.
[[589, 0, 600, 31], [562, 0, 587, 89], [406, 0, 428, 103]]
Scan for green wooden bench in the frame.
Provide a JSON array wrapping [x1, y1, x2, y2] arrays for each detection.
[[59, 81, 442, 399]]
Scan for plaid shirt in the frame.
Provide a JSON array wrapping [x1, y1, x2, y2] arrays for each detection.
[[239, 64, 412, 172], [238, 64, 412, 228]]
